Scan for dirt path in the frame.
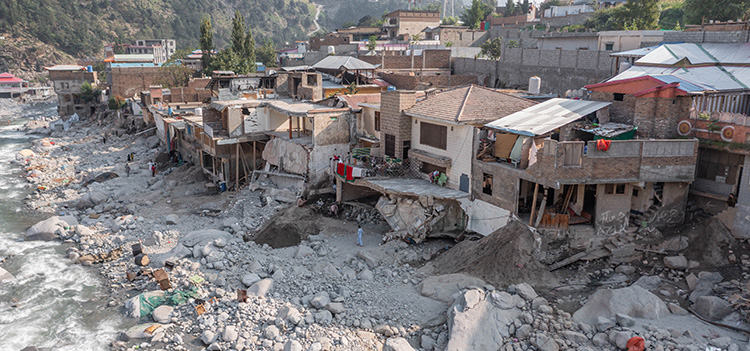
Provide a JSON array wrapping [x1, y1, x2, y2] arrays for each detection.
[[307, 3, 323, 37]]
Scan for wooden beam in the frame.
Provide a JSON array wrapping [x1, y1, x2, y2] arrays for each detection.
[[534, 187, 548, 228], [529, 183, 539, 226], [253, 141, 257, 171], [288, 116, 292, 139]]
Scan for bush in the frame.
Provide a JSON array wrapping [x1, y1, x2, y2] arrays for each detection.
[[108, 96, 127, 110]]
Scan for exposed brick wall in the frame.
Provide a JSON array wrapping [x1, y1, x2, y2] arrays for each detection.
[[167, 87, 211, 103], [472, 159, 519, 212], [590, 91, 636, 124], [380, 91, 417, 159], [110, 66, 162, 98], [633, 97, 691, 139], [382, 73, 478, 90]]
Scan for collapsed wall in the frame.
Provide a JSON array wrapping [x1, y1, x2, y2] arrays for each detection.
[[375, 195, 464, 243]]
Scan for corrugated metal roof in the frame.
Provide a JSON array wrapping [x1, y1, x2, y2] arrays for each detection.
[[312, 56, 377, 71], [608, 65, 750, 92], [649, 75, 706, 93], [485, 98, 611, 136], [45, 65, 86, 71], [610, 45, 659, 58], [635, 43, 750, 65]]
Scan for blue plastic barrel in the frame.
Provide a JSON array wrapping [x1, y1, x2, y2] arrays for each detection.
[[87, 65, 93, 72]]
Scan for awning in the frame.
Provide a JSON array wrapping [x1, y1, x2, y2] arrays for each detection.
[[485, 98, 611, 137]]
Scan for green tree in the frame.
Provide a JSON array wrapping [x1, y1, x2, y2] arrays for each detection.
[[623, 0, 660, 30], [659, 1, 684, 29], [257, 39, 277, 67], [157, 63, 194, 88], [199, 15, 214, 73], [442, 16, 459, 25], [683, 0, 750, 24], [504, 0, 516, 17], [108, 96, 127, 110], [241, 27, 257, 74], [210, 49, 239, 72], [480, 38, 503, 60], [231, 10, 246, 55], [461, 0, 492, 29], [366, 35, 378, 52], [80, 82, 102, 104], [539, 0, 563, 13]]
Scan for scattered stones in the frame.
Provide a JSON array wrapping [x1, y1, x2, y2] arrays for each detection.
[[152, 305, 173, 324]]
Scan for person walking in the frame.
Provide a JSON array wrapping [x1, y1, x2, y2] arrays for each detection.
[[125, 163, 131, 177], [148, 160, 155, 177], [357, 225, 364, 247]]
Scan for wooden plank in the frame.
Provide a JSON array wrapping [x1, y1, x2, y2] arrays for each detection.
[[529, 183, 539, 226]]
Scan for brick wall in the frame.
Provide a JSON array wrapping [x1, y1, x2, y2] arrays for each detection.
[[110, 66, 162, 98], [382, 73, 478, 90], [472, 159, 520, 212], [633, 97, 691, 139], [168, 87, 211, 103], [664, 30, 750, 43], [310, 35, 351, 51], [380, 91, 417, 159]]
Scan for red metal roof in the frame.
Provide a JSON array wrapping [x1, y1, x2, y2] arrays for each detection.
[[0, 73, 24, 83]]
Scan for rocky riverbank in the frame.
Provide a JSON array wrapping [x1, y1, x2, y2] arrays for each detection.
[[11, 109, 750, 351]]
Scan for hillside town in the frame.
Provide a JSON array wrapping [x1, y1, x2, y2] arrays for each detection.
[[4, 0, 750, 351]]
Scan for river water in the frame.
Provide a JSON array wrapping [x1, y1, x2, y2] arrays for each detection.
[[0, 103, 126, 351]]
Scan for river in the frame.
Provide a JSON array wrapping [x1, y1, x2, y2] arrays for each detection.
[[0, 103, 127, 351]]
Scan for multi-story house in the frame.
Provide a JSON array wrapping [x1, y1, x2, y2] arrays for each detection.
[[46, 65, 98, 117]]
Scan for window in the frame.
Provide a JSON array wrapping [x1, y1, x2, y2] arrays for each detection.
[[613, 93, 625, 101], [483, 173, 493, 195], [306, 74, 317, 86], [605, 43, 614, 51], [385, 134, 396, 157], [419, 122, 448, 150], [374, 111, 381, 132], [605, 184, 614, 194], [616, 184, 626, 194]]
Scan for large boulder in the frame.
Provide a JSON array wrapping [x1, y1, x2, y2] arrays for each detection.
[[419, 273, 486, 303], [0, 267, 14, 282], [25, 216, 77, 241], [693, 296, 733, 321], [146, 135, 160, 149], [446, 289, 523, 351], [384, 337, 416, 351], [572, 285, 670, 326], [76, 189, 109, 209]]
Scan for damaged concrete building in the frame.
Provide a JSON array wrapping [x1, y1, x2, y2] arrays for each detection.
[[585, 42, 750, 238], [475, 96, 698, 239], [336, 85, 540, 241]]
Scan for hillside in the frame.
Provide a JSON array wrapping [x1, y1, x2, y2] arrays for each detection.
[[0, 32, 75, 83], [0, 0, 318, 59], [316, 0, 446, 31]]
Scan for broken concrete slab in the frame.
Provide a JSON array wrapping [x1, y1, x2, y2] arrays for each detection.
[[419, 273, 486, 303], [573, 285, 670, 326]]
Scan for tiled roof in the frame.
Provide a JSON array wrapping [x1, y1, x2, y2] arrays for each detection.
[[340, 94, 381, 110], [404, 85, 537, 124]]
